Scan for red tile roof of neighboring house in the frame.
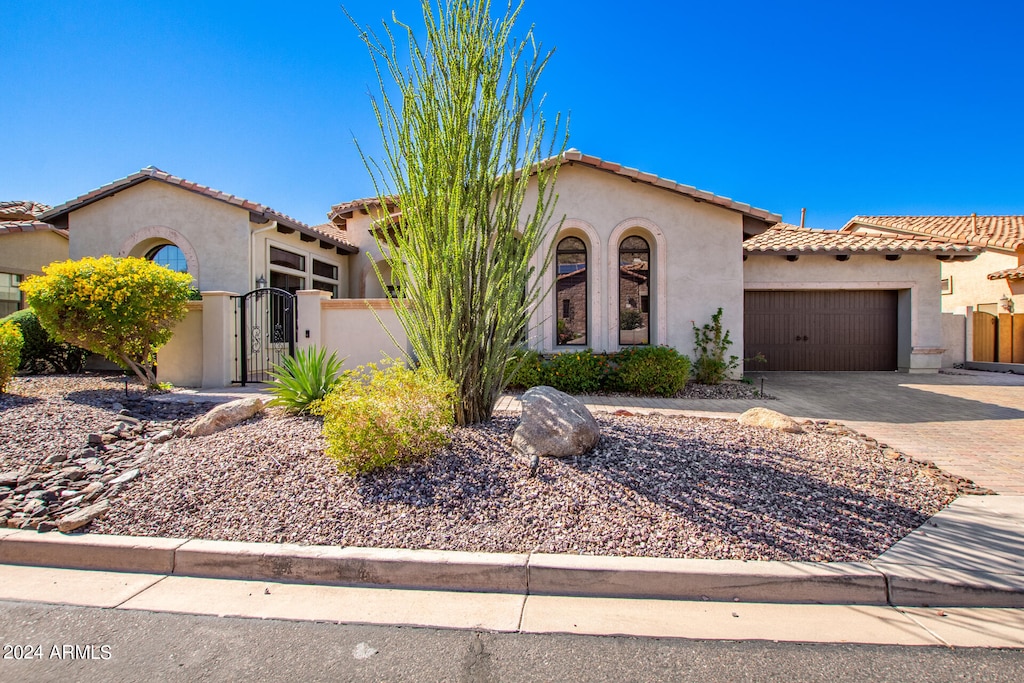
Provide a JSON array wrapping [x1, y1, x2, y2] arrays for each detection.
[[327, 149, 783, 227], [988, 265, 1024, 281], [39, 167, 357, 254], [0, 201, 51, 221], [744, 223, 980, 257], [0, 220, 68, 238], [841, 215, 1024, 251]]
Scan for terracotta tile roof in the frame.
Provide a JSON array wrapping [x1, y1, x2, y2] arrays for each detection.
[[842, 215, 1024, 250], [327, 196, 397, 228], [988, 265, 1024, 281], [0, 201, 51, 221], [0, 220, 68, 238], [39, 167, 356, 254], [327, 149, 783, 227], [308, 222, 351, 243], [744, 223, 980, 257]]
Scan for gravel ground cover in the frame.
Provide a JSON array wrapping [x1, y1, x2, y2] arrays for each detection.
[[1, 375, 969, 561]]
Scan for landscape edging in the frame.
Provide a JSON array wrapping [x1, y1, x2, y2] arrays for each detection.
[[3, 530, 1020, 607]]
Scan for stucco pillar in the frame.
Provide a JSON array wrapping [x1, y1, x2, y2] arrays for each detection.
[[964, 306, 974, 363], [296, 289, 330, 351], [201, 291, 237, 388]]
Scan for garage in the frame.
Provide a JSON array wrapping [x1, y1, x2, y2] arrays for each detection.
[[744, 290, 898, 371]]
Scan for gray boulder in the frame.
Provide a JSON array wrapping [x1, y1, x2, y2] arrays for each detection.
[[738, 407, 804, 434], [189, 397, 265, 438], [512, 386, 600, 459]]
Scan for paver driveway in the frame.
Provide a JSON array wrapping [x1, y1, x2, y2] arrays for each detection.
[[497, 370, 1024, 494], [747, 371, 1024, 495]]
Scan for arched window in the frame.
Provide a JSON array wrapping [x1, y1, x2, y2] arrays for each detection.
[[555, 236, 587, 346], [146, 244, 188, 273], [618, 235, 650, 345]]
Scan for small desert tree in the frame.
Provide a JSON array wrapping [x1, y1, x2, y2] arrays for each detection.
[[21, 256, 193, 388], [350, 0, 566, 425]]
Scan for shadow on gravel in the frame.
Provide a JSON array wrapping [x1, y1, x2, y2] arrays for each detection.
[[353, 437, 514, 509], [62, 389, 211, 421], [563, 418, 940, 560], [0, 393, 42, 411]]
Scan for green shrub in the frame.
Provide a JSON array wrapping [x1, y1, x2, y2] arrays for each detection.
[[267, 345, 346, 414], [314, 359, 455, 475], [0, 321, 24, 393], [692, 307, 739, 385], [545, 349, 606, 394], [505, 348, 544, 390], [610, 346, 691, 397], [0, 309, 89, 374], [619, 308, 645, 331]]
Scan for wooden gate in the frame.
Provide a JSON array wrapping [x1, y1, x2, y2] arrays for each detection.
[[972, 311, 998, 362]]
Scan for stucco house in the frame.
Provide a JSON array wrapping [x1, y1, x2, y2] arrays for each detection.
[[842, 216, 1023, 363], [20, 152, 982, 385], [329, 150, 979, 375], [743, 223, 978, 371], [37, 167, 358, 297], [0, 201, 68, 317]]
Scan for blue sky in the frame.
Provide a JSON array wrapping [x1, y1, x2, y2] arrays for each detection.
[[4, 1, 1023, 229]]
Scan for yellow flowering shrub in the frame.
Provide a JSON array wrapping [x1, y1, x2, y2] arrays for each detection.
[[314, 359, 455, 475], [0, 320, 24, 393], [20, 256, 193, 387]]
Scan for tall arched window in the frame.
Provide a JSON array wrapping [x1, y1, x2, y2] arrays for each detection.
[[146, 243, 188, 273], [555, 236, 587, 346], [618, 235, 650, 345]]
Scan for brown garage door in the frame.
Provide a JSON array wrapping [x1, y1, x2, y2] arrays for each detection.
[[744, 290, 898, 371]]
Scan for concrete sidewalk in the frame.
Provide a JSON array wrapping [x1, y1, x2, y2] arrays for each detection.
[[0, 563, 1022, 647]]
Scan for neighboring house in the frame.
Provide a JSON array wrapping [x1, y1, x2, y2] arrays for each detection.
[[328, 150, 978, 374], [37, 167, 358, 296], [0, 200, 68, 317], [842, 216, 1023, 363]]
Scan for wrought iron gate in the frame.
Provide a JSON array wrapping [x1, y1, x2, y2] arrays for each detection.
[[234, 287, 296, 385]]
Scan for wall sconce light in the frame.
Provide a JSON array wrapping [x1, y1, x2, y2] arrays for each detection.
[[1000, 294, 1015, 314], [256, 274, 267, 289]]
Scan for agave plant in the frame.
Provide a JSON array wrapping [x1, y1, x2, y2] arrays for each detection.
[[267, 345, 346, 414]]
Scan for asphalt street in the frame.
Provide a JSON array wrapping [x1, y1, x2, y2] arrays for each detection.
[[1, 600, 1022, 682]]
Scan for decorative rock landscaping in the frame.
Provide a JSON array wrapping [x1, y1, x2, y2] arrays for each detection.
[[0, 376, 207, 532], [0, 374, 988, 562]]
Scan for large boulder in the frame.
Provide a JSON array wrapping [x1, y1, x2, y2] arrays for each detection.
[[189, 397, 265, 438], [738, 407, 804, 434], [512, 386, 600, 458]]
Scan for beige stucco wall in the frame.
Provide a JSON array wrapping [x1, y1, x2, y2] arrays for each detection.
[[340, 207, 396, 299], [156, 302, 204, 387], [68, 180, 251, 293], [941, 312, 966, 367], [743, 253, 944, 372], [0, 230, 69, 276], [523, 164, 746, 362], [938, 249, 1021, 313], [317, 299, 409, 369]]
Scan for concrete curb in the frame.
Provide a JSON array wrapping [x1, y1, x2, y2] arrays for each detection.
[[2, 530, 1021, 607]]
